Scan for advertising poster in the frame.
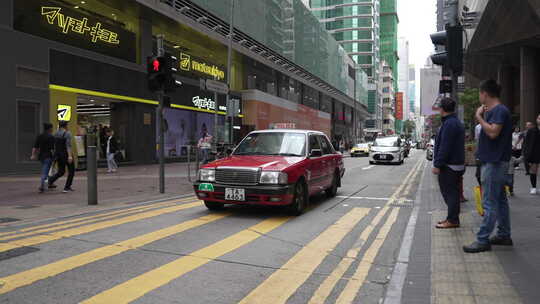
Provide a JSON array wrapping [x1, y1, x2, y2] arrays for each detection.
[[395, 92, 404, 120]]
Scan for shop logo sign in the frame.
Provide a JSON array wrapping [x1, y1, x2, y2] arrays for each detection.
[[41, 6, 120, 44], [179, 52, 225, 80], [57, 105, 72, 121], [180, 53, 191, 71], [192, 96, 216, 111]]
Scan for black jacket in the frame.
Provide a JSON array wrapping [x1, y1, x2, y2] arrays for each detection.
[[523, 127, 540, 163], [107, 136, 119, 154], [434, 114, 465, 169]]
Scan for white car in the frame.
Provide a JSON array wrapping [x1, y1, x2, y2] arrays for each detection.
[[369, 136, 405, 165]]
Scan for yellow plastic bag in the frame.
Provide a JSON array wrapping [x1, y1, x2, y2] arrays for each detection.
[[474, 186, 484, 216]]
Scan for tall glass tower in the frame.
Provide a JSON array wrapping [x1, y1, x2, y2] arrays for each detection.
[[307, 0, 382, 130]]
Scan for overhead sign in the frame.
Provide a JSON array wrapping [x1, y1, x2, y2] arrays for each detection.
[[192, 96, 227, 112], [395, 92, 404, 120], [14, 0, 136, 62], [57, 105, 72, 121], [178, 53, 225, 80], [205, 79, 229, 95]]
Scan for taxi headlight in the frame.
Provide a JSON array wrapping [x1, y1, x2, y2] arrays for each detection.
[[260, 172, 288, 184], [198, 169, 215, 182]]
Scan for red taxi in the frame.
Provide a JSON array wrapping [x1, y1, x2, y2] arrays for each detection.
[[193, 130, 345, 215]]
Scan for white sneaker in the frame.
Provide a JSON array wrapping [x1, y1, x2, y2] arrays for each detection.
[[530, 188, 537, 195]]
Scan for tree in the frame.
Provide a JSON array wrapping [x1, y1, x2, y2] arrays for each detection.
[[403, 120, 416, 136], [459, 88, 481, 132]]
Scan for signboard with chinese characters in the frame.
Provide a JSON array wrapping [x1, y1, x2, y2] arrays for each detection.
[[395, 92, 404, 120], [14, 0, 136, 62]]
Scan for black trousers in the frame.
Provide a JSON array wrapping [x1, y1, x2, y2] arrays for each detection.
[[438, 167, 461, 224], [49, 156, 75, 189]]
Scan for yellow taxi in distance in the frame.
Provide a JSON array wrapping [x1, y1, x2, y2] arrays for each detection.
[[350, 143, 370, 157]]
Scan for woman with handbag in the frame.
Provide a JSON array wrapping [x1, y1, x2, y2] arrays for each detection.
[[106, 128, 119, 173]]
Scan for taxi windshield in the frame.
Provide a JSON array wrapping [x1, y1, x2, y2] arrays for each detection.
[[373, 137, 399, 147], [234, 132, 306, 157]]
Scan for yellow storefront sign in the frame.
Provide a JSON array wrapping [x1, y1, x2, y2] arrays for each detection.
[[178, 52, 225, 80], [57, 105, 72, 121]]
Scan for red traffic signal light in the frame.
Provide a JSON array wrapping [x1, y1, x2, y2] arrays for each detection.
[[152, 59, 160, 72]]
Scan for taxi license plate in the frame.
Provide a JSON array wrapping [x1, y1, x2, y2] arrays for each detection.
[[225, 188, 245, 201], [379, 154, 387, 160]]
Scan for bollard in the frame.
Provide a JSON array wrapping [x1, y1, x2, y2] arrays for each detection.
[[87, 145, 98, 205]]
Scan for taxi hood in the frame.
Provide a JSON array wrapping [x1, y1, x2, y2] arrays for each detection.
[[203, 155, 305, 171]]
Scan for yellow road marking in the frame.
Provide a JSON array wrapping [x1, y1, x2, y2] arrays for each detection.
[[0, 212, 229, 295], [0, 202, 202, 253], [0, 198, 197, 241], [308, 207, 391, 304], [309, 158, 423, 303], [238, 208, 369, 304], [81, 216, 291, 304], [335, 208, 400, 304]]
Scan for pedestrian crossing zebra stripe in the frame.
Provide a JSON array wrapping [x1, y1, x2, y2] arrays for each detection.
[[0, 213, 229, 295], [80, 216, 292, 304], [0, 202, 202, 253]]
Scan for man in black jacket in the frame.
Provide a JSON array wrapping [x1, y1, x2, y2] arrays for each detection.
[[31, 123, 55, 193], [522, 114, 540, 194], [432, 98, 465, 229], [48, 121, 75, 193]]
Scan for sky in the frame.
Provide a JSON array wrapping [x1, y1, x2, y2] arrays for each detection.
[[397, 0, 438, 108]]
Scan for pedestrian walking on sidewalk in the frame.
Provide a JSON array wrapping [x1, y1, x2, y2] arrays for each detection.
[[522, 114, 540, 194], [48, 121, 76, 193], [505, 155, 522, 196], [432, 98, 465, 229], [464, 80, 513, 253], [31, 123, 55, 193], [523, 121, 534, 175], [198, 131, 212, 164], [474, 123, 482, 186], [106, 128, 119, 173]]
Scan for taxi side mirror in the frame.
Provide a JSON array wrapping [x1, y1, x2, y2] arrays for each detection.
[[310, 149, 322, 158]]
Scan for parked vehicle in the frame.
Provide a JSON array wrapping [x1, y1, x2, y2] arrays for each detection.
[[193, 130, 345, 215], [426, 138, 435, 161], [369, 136, 405, 165], [350, 143, 370, 157]]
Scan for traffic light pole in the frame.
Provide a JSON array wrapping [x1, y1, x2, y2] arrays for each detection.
[[157, 34, 165, 194], [226, 0, 235, 145]]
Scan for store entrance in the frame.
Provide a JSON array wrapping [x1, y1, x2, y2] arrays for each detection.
[[75, 94, 127, 166]]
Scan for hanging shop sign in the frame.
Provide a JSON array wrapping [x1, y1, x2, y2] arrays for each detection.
[[192, 96, 227, 112], [57, 104, 72, 121], [14, 0, 137, 62]]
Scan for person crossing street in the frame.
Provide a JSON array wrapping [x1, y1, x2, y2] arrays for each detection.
[[31, 123, 55, 193], [48, 121, 76, 193]]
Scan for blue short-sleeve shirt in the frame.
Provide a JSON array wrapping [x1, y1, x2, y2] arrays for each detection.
[[476, 104, 512, 163]]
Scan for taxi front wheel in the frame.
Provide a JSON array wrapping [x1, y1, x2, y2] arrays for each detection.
[[288, 181, 307, 216]]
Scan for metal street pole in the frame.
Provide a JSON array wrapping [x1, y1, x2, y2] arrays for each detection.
[[226, 0, 235, 145], [87, 134, 97, 205], [213, 76, 218, 153], [157, 34, 165, 194]]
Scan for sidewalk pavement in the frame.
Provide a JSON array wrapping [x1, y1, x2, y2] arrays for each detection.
[[0, 162, 197, 227], [402, 164, 539, 304]]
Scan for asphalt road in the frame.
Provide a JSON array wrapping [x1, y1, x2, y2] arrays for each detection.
[[0, 150, 425, 304]]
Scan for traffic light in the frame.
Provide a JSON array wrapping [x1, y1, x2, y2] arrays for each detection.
[[429, 25, 463, 74], [146, 53, 181, 93], [147, 55, 166, 92]]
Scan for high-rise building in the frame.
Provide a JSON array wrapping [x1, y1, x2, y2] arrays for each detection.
[[306, 0, 383, 131], [381, 61, 395, 135], [408, 64, 416, 116], [397, 37, 409, 133], [380, 0, 399, 93]]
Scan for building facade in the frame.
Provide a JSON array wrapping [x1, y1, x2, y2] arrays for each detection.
[[380, 61, 395, 135], [306, 0, 383, 132], [463, 0, 540, 129], [380, 0, 398, 92], [1, 0, 369, 174]]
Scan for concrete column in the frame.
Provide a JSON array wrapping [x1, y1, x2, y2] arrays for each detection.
[[139, 18, 153, 66], [498, 65, 516, 113], [520, 47, 540, 129]]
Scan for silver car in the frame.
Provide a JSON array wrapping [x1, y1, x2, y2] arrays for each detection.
[[369, 136, 405, 165]]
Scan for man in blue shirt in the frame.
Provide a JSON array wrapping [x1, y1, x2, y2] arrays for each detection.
[[464, 80, 513, 253], [432, 98, 465, 229]]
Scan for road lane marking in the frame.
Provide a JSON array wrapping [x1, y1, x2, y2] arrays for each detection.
[[335, 208, 400, 304], [81, 216, 291, 304], [309, 207, 391, 304], [0, 196, 197, 239], [238, 208, 370, 304], [362, 165, 375, 170], [337, 196, 413, 202], [309, 158, 423, 303], [0, 213, 229, 295], [0, 199, 195, 241], [0, 202, 202, 253]]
